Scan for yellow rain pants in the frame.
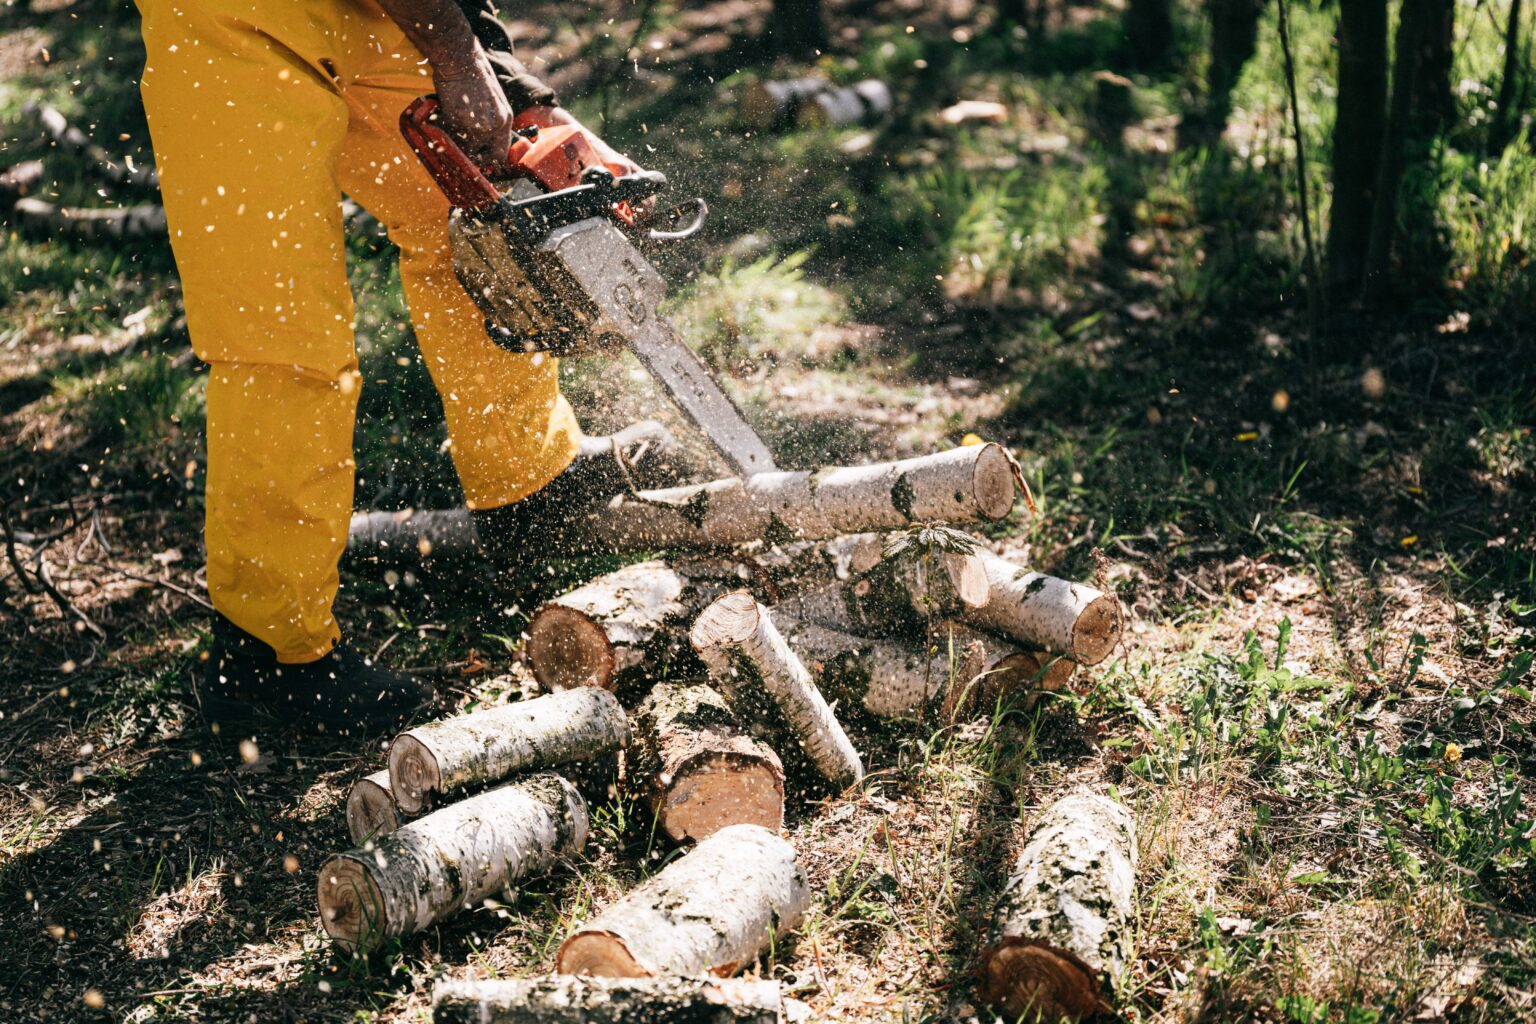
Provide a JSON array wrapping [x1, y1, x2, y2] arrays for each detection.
[[137, 0, 581, 662]]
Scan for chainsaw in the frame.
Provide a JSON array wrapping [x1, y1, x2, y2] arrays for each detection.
[[400, 97, 778, 477]]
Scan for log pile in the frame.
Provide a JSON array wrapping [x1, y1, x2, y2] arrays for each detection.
[[326, 442, 1134, 1020]]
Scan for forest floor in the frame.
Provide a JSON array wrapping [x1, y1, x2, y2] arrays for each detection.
[[1, 0, 1534, 1022]]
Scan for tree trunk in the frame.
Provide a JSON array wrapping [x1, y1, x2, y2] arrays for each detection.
[[958, 553, 1122, 665], [778, 537, 990, 639], [524, 560, 739, 693], [1199, 0, 1265, 139], [388, 688, 631, 815], [577, 444, 1019, 553], [690, 592, 864, 788], [1124, 0, 1175, 69], [12, 197, 166, 242], [1410, 0, 1456, 134], [1494, 0, 1525, 146], [319, 774, 587, 952], [630, 680, 785, 844], [766, 0, 828, 57], [432, 976, 785, 1024], [977, 792, 1138, 1023], [346, 770, 400, 846], [1326, 0, 1389, 292], [557, 824, 809, 977]]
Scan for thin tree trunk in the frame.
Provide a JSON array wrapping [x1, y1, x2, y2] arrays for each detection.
[[1495, 0, 1526, 146], [977, 792, 1138, 1023], [319, 774, 587, 952], [432, 976, 785, 1024], [388, 688, 631, 815], [1199, 0, 1265, 139], [556, 824, 809, 977], [691, 591, 864, 788], [630, 680, 785, 843], [1326, 0, 1389, 291], [958, 553, 1122, 665], [346, 770, 400, 846], [1125, 0, 1175, 69]]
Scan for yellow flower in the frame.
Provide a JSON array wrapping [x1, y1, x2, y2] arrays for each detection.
[[960, 433, 985, 447], [1443, 743, 1462, 764]]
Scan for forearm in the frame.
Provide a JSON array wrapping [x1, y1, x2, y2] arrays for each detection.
[[376, 0, 488, 76]]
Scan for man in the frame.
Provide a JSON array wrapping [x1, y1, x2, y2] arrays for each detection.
[[136, 0, 667, 734]]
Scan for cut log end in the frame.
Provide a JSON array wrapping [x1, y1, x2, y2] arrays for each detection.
[[658, 752, 786, 842], [948, 552, 992, 610], [345, 772, 399, 846], [971, 443, 1020, 521], [689, 591, 761, 649], [558, 931, 651, 978], [526, 604, 617, 691], [1071, 593, 1123, 666], [976, 937, 1106, 1024], [386, 733, 441, 816], [317, 854, 385, 953]]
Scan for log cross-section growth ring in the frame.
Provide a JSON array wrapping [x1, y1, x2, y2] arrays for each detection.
[[318, 773, 588, 952], [388, 688, 631, 815], [345, 770, 401, 846], [556, 823, 810, 978], [691, 592, 864, 788]]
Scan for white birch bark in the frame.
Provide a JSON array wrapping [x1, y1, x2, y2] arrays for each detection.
[[13, 197, 166, 241], [690, 592, 863, 788], [318, 774, 587, 952], [557, 824, 809, 977], [389, 688, 631, 815], [978, 792, 1137, 1023], [432, 975, 784, 1024], [961, 552, 1123, 665], [347, 508, 480, 564], [781, 542, 989, 638], [631, 680, 785, 843], [346, 770, 400, 846]]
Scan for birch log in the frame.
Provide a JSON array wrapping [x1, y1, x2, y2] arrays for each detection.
[[576, 444, 1018, 552], [347, 507, 481, 565], [978, 792, 1137, 1023], [524, 560, 741, 693], [796, 80, 894, 127], [631, 680, 785, 843], [318, 773, 587, 952], [433, 976, 784, 1024], [389, 688, 630, 815], [557, 824, 808, 977], [12, 197, 166, 242], [691, 592, 863, 788], [783, 541, 989, 638], [961, 552, 1123, 665], [346, 770, 400, 846], [26, 102, 161, 190]]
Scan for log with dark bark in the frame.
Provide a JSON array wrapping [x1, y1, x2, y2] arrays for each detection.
[[432, 976, 785, 1024], [557, 824, 809, 977], [631, 680, 785, 843], [959, 553, 1121, 665], [12, 197, 166, 242], [691, 592, 864, 788], [319, 774, 587, 952], [524, 560, 740, 693], [977, 792, 1138, 1023], [388, 688, 630, 815], [345, 770, 400, 846]]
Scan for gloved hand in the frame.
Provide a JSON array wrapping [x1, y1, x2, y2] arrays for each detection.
[[434, 58, 515, 165]]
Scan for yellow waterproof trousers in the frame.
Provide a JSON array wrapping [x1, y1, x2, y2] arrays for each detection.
[[137, 0, 581, 661]]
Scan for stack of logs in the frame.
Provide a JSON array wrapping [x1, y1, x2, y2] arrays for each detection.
[[328, 443, 1137, 1023]]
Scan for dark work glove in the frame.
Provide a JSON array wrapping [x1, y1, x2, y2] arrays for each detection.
[[455, 0, 560, 111]]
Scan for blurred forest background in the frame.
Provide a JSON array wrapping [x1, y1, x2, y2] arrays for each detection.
[[0, 0, 1534, 1020]]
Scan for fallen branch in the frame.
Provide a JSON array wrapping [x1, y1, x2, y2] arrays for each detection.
[[978, 792, 1137, 1023], [691, 591, 863, 788], [432, 976, 785, 1024], [26, 102, 161, 191], [557, 823, 808, 977], [388, 688, 630, 815], [960, 552, 1122, 665], [631, 680, 785, 843], [346, 507, 481, 565], [345, 770, 400, 846], [319, 773, 587, 952], [12, 197, 166, 242]]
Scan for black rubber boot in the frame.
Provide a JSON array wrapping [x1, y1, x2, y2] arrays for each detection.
[[473, 420, 679, 561], [197, 614, 434, 737]]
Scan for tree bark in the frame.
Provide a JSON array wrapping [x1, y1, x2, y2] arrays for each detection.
[[630, 680, 785, 844], [346, 770, 400, 846], [432, 976, 785, 1024], [12, 197, 166, 242], [388, 688, 631, 815], [690, 592, 864, 788], [524, 560, 740, 693], [1494, 0, 1526, 146], [577, 444, 1018, 552], [958, 553, 1121, 665], [557, 824, 809, 977], [319, 774, 587, 952], [1326, 0, 1389, 292], [977, 792, 1138, 1023]]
